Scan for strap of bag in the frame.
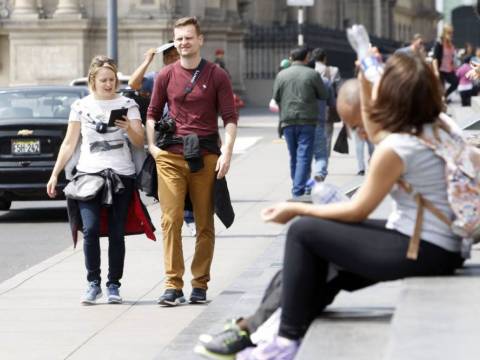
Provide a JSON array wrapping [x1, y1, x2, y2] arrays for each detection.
[[176, 58, 207, 120], [398, 180, 452, 259], [184, 58, 206, 96]]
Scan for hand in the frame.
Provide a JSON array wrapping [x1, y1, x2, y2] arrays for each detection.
[[114, 115, 130, 131], [46, 175, 58, 198], [261, 202, 299, 224], [144, 48, 156, 63], [215, 151, 232, 179], [148, 144, 161, 158], [466, 68, 480, 81]]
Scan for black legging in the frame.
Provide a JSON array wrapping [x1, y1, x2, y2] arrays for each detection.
[[440, 71, 459, 99], [279, 217, 462, 339]]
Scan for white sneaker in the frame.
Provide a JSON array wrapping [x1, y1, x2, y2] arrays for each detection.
[[185, 222, 196, 236]]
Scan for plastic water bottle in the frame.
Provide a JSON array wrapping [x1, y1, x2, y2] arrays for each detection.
[[311, 182, 349, 205], [346, 24, 384, 83]]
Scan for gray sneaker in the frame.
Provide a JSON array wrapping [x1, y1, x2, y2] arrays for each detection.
[[107, 284, 122, 304], [157, 289, 186, 306], [81, 281, 102, 305]]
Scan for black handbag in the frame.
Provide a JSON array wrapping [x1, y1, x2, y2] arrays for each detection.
[[333, 124, 349, 154]]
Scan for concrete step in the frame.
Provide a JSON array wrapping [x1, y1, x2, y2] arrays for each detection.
[[296, 308, 393, 360], [295, 279, 401, 360], [384, 250, 480, 360]]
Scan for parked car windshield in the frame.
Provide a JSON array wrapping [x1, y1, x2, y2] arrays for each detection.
[[0, 90, 83, 120]]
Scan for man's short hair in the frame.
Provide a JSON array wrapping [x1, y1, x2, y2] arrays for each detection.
[[289, 47, 309, 62], [174, 16, 202, 35], [412, 33, 422, 42], [311, 47, 327, 62]]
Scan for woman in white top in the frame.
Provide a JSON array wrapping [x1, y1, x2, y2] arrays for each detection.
[[46, 56, 144, 305], [241, 53, 465, 359]]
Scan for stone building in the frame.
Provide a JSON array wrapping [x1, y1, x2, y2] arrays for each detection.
[[0, 0, 244, 89], [393, 0, 440, 45], [0, 1, 440, 105]]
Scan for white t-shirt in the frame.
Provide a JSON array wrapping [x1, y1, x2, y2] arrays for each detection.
[[69, 95, 141, 176], [380, 125, 462, 253]]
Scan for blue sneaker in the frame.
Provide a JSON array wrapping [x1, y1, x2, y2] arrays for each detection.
[[190, 287, 207, 304], [107, 284, 122, 304], [81, 281, 102, 305], [157, 289, 186, 306]]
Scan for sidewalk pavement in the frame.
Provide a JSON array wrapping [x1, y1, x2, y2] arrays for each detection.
[[0, 103, 473, 359]]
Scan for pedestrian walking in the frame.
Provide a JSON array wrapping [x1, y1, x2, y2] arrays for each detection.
[[311, 47, 340, 182], [272, 46, 328, 199], [46, 55, 147, 305], [456, 57, 476, 106], [146, 16, 238, 306], [252, 52, 466, 360], [433, 24, 459, 102], [129, 41, 196, 236]]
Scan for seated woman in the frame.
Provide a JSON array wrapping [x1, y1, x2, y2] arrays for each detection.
[[240, 52, 466, 359]]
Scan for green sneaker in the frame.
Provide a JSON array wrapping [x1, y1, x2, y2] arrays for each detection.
[[194, 320, 253, 359]]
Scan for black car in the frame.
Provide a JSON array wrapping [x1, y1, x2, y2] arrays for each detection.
[[0, 86, 89, 210]]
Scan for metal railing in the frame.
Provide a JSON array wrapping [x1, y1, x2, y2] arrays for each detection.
[[244, 23, 401, 80]]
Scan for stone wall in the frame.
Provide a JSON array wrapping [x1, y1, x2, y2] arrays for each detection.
[[0, 0, 245, 90]]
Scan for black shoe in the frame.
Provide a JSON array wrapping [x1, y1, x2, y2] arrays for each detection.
[[195, 320, 253, 358], [357, 170, 365, 176], [157, 289, 186, 306], [190, 287, 207, 304]]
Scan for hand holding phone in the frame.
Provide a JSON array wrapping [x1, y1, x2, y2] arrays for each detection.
[[108, 108, 128, 127]]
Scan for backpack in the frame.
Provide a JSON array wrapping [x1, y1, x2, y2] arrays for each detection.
[[399, 119, 480, 260]]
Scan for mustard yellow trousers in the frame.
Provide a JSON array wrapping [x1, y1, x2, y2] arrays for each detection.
[[155, 150, 218, 290]]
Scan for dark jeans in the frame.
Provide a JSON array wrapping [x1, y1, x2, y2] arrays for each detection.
[[279, 218, 462, 340], [283, 125, 316, 197], [440, 71, 459, 99], [78, 176, 134, 287], [460, 89, 473, 106], [184, 209, 195, 224]]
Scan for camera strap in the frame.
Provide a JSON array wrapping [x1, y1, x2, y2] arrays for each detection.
[[176, 58, 207, 120], [184, 58, 206, 95]]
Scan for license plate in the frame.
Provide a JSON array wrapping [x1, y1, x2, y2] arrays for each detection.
[[11, 139, 40, 155]]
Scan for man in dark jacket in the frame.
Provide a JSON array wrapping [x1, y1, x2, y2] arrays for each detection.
[[272, 47, 327, 198]]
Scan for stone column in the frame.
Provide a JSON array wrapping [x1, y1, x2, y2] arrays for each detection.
[[374, 0, 382, 37], [159, 0, 180, 18], [10, 0, 39, 19], [53, 0, 83, 19]]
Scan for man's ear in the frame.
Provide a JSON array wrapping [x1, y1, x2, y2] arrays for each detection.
[[199, 34, 204, 46]]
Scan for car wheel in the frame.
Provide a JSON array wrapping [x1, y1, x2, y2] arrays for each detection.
[[0, 198, 11, 211]]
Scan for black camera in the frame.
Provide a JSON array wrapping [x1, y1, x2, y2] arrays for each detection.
[[96, 122, 108, 134], [155, 116, 176, 135]]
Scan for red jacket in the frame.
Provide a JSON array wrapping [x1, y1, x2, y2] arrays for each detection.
[[68, 189, 156, 248]]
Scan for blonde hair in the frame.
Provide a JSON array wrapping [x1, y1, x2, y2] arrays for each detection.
[[441, 24, 453, 43], [87, 55, 118, 92]]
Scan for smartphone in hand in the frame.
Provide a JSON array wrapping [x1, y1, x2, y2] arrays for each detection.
[[108, 108, 128, 127]]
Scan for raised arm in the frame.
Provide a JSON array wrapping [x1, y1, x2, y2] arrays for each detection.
[[128, 48, 156, 91]]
